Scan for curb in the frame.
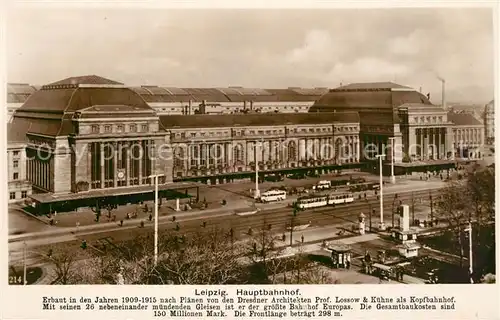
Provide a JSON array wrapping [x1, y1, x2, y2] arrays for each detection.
[[19, 208, 50, 226]]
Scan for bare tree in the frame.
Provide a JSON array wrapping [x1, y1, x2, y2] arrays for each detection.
[[435, 181, 472, 267], [246, 219, 287, 284], [40, 246, 87, 284]]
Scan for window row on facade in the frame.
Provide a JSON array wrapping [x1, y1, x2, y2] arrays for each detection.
[[91, 123, 149, 134], [9, 190, 28, 200], [172, 137, 360, 169]]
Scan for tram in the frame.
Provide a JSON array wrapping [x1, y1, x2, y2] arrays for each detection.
[[294, 192, 354, 210]]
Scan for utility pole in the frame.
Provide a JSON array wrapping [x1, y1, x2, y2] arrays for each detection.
[[23, 241, 27, 285], [254, 140, 261, 199], [465, 223, 473, 283], [411, 192, 415, 225], [290, 205, 298, 246], [376, 154, 386, 230], [429, 193, 434, 226], [388, 137, 396, 184], [149, 173, 164, 267]]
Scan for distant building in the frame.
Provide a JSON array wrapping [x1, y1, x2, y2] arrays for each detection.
[[484, 100, 494, 144], [7, 131, 31, 203], [448, 111, 484, 159], [130, 86, 328, 115], [6, 83, 39, 122]]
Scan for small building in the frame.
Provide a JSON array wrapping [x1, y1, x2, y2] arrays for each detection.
[[391, 204, 421, 258], [327, 243, 352, 269], [397, 242, 421, 259]]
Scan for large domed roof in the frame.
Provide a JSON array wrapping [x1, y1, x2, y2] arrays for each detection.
[[310, 82, 432, 112]]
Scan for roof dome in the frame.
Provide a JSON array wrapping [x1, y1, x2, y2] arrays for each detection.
[[310, 82, 432, 112]]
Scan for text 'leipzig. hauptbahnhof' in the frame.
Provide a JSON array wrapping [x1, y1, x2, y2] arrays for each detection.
[[7, 75, 489, 212]]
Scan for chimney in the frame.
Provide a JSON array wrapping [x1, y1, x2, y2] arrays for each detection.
[[441, 79, 446, 109], [188, 100, 192, 115]]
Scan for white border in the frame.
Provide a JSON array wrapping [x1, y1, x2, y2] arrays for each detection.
[[1, 1, 499, 320]]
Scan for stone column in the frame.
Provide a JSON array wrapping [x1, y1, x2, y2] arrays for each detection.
[[100, 142, 105, 188], [299, 139, 305, 161], [126, 145, 131, 186], [422, 128, 428, 160], [113, 142, 118, 187], [355, 137, 360, 162], [87, 144, 92, 190], [138, 141, 143, 185], [226, 143, 232, 169], [445, 127, 453, 159]]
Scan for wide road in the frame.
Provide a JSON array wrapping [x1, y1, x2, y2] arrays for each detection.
[[9, 188, 436, 267]]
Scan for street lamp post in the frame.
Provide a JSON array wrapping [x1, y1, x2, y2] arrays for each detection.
[[465, 222, 474, 283], [149, 173, 165, 267], [23, 241, 27, 285], [375, 154, 386, 231], [254, 140, 262, 199], [388, 137, 396, 184]]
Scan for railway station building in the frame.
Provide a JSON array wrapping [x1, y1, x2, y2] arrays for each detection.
[[7, 76, 485, 209], [309, 82, 484, 173]]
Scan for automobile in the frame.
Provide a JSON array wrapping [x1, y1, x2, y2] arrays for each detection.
[[288, 173, 306, 180], [264, 174, 284, 182], [307, 171, 320, 178]]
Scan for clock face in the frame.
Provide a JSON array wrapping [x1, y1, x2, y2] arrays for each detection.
[[117, 171, 125, 179]]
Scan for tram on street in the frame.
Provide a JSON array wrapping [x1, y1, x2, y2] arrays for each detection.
[[294, 192, 355, 210], [259, 189, 287, 203]]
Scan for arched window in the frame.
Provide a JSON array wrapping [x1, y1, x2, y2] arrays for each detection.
[[335, 138, 343, 162], [288, 140, 297, 161], [233, 143, 244, 163], [174, 146, 184, 168]]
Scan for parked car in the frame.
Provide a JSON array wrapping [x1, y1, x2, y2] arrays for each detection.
[[288, 173, 306, 180]]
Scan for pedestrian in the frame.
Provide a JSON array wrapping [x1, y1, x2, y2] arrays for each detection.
[[140, 220, 144, 228], [112, 214, 116, 222], [282, 234, 286, 242], [149, 214, 152, 221], [301, 235, 304, 243], [120, 220, 124, 226], [126, 213, 130, 220], [172, 215, 176, 222]]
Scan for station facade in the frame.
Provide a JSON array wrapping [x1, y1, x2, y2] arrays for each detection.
[[309, 82, 484, 164], [7, 76, 486, 203]]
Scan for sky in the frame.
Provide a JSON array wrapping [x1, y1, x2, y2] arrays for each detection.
[[6, 7, 495, 104]]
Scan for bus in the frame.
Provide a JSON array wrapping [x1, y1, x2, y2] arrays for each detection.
[[259, 189, 287, 203]]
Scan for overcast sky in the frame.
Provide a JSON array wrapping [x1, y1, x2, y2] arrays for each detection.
[[7, 7, 494, 104]]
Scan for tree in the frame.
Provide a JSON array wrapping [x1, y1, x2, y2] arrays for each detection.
[[154, 228, 246, 284], [246, 219, 286, 284], [41, 245, 87, 284], [435, 181, 472, 268]]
